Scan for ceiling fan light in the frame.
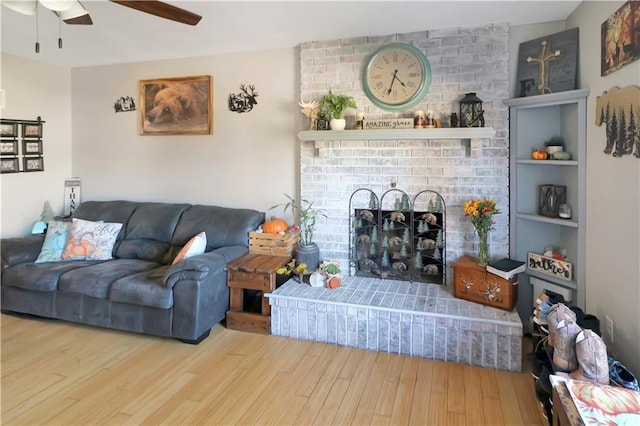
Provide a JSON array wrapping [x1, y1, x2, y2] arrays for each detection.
[[59, 1, 87, 19], [2, 0, 37, 15], [40, 0, 76, 12]]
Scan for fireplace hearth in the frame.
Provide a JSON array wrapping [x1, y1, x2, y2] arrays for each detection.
[[349, 188, 446, 284]]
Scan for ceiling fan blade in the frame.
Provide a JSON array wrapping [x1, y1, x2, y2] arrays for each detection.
[[2, 0, 38, 15], [109, 0, 202, 26], [52, 1, 92, 25]]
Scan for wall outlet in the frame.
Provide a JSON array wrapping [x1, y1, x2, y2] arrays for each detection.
[[606, 315, 614, 343]]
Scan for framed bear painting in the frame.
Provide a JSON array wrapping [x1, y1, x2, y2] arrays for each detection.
[[139, 75, 213, 136]]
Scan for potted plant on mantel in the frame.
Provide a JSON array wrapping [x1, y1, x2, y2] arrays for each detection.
[[321, 89, 357, 130], [271, 193, 327, 271]]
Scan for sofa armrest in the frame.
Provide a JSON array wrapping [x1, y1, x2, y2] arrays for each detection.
[[163, 245, 248, 288], [1, 235, 45, 271]]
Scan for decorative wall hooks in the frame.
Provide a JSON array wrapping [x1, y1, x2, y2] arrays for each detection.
[[0, 117, 45, 173]]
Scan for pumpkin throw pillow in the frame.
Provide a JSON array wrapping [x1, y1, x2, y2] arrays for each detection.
[[61, 218, 123, 261], [172, 231, 207, 265], [34, 221, 73, 263]]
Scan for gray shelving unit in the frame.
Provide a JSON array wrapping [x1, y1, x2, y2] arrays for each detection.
[[504, 89, 589, 329]]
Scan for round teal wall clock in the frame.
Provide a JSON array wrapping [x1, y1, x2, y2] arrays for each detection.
[[363, 43, 432, 112]]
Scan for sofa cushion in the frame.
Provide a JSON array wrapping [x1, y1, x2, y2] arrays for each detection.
[[110, 266, 173, 309], [58, 259, 161, 299], [116, 203, 190, 263], [73, 200, 139, 252], [172, 231, 207, 265], [3, 260, 103, 292], [34, 221, 72, 263], [61, 219, 123, 261], [165, 205, 264, 262]]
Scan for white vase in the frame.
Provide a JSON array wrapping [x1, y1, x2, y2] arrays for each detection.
[[330, 118, 346, 130]]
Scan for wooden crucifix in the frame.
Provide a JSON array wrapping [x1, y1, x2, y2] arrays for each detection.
[[526, 40, 562, 94]]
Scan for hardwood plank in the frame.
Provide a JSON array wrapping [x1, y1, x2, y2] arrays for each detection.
[[389, 356, 419, 425], [332, 349, 378, 425], [350, 352, 391, 425], [408, 359, 434, 425], [427, 391, 448, 425], [447, 362, 466, 414], [463, 365, 486, 425], [373, 354, 405, 417], [495, 370, 524, 424]]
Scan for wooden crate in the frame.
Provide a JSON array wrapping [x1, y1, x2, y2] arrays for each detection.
[[453, 256, 518, 311], [248, 230, 299, 256], [226, 253, 293, 334]]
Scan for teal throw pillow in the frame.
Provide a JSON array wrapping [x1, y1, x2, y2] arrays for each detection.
[[34, 221, 72, 263]]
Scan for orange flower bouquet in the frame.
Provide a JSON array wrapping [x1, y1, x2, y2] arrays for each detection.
[[463, 198, 501, 266]]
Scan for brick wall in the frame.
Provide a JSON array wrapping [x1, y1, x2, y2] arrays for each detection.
[[298, 25, 510, 283]]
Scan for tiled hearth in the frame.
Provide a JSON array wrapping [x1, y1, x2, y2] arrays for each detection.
[[268, 276, 522, 372]]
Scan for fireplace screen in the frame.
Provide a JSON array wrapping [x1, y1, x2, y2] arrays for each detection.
[[349, 188, 446, 284]]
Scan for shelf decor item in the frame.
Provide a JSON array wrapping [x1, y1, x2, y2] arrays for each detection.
[[459, 92, 484, 127], [527, 252, 573, 281], [463, 197, 500, 266], [538, 184, 567, 217], [320, 90, 356, 131]]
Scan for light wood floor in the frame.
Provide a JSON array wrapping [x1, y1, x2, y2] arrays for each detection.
[[1, 313, 545, 425]]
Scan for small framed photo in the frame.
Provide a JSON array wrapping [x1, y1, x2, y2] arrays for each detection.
[[23, 139, 43, 155], [23, 156, 44, 172], [1, 122, 18, 138], [0, 157, 19, 173], [22, 123, 43, 138], [0, 140, 19, 155]]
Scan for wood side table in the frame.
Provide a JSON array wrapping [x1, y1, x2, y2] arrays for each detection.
[[226, 253, 291, 334]]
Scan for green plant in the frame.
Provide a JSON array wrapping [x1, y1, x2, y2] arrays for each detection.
[[321, 90, 357, 120], [271, 194, 327, 246]]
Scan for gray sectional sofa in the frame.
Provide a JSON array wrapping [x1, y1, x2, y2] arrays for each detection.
[[0, 200, 264, 343]]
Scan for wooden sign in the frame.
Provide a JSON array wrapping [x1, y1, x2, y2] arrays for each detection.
[[527, 252, 573, 281], [363, 118, 413, 130]]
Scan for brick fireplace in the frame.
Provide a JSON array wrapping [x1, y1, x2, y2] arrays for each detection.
[[277, 24, 522, 371], [298, 24, 511, 284]]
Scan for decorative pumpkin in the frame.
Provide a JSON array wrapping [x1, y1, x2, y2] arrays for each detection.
[[262, 217, 288, 234], [532, 149, 548, 160]]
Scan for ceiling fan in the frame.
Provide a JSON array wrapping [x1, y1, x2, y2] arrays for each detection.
[[2, 0, 202, 26]]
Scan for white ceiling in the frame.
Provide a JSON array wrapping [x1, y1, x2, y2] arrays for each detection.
[[1, 0, 581, 68]]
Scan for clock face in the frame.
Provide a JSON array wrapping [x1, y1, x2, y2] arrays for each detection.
[[363, 43, 431, 112]]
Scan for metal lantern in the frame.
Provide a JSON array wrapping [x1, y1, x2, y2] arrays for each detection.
[[459, 92, 484, 127]]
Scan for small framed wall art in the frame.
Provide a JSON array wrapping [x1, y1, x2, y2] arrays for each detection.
[[0, 140, 19, 155], [23, 140, 43, 155], [0, 157, 19, 173], [139, 75, 213, 136], [601, 1, 640, 76], [23, 156, 44, 172], [22, 122, 43, 138], [1, 122, 18, 137]]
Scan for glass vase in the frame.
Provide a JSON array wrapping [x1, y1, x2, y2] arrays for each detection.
[[476, 229, 490, 266]]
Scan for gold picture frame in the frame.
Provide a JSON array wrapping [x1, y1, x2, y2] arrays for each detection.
[[139, 75, 213, 136]]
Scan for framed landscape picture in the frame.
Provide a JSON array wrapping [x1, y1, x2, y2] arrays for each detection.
[[601, 1, 640, 76], [139, 75, 213, 136], [23, 156, 44, 172], [0, 157, 19, 173], [22, 122, 43, 138], [0, 140, 18, 155], [1, 122, 18, 137], [23, 139, 43, 155]]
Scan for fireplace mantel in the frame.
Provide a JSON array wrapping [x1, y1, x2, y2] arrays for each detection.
[[298, 127, 495, 143]]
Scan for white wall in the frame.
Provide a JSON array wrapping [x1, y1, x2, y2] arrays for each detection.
[[70, 48, 298, 220], [0, 54, 72, 238], [567, 1, 640, 376]]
